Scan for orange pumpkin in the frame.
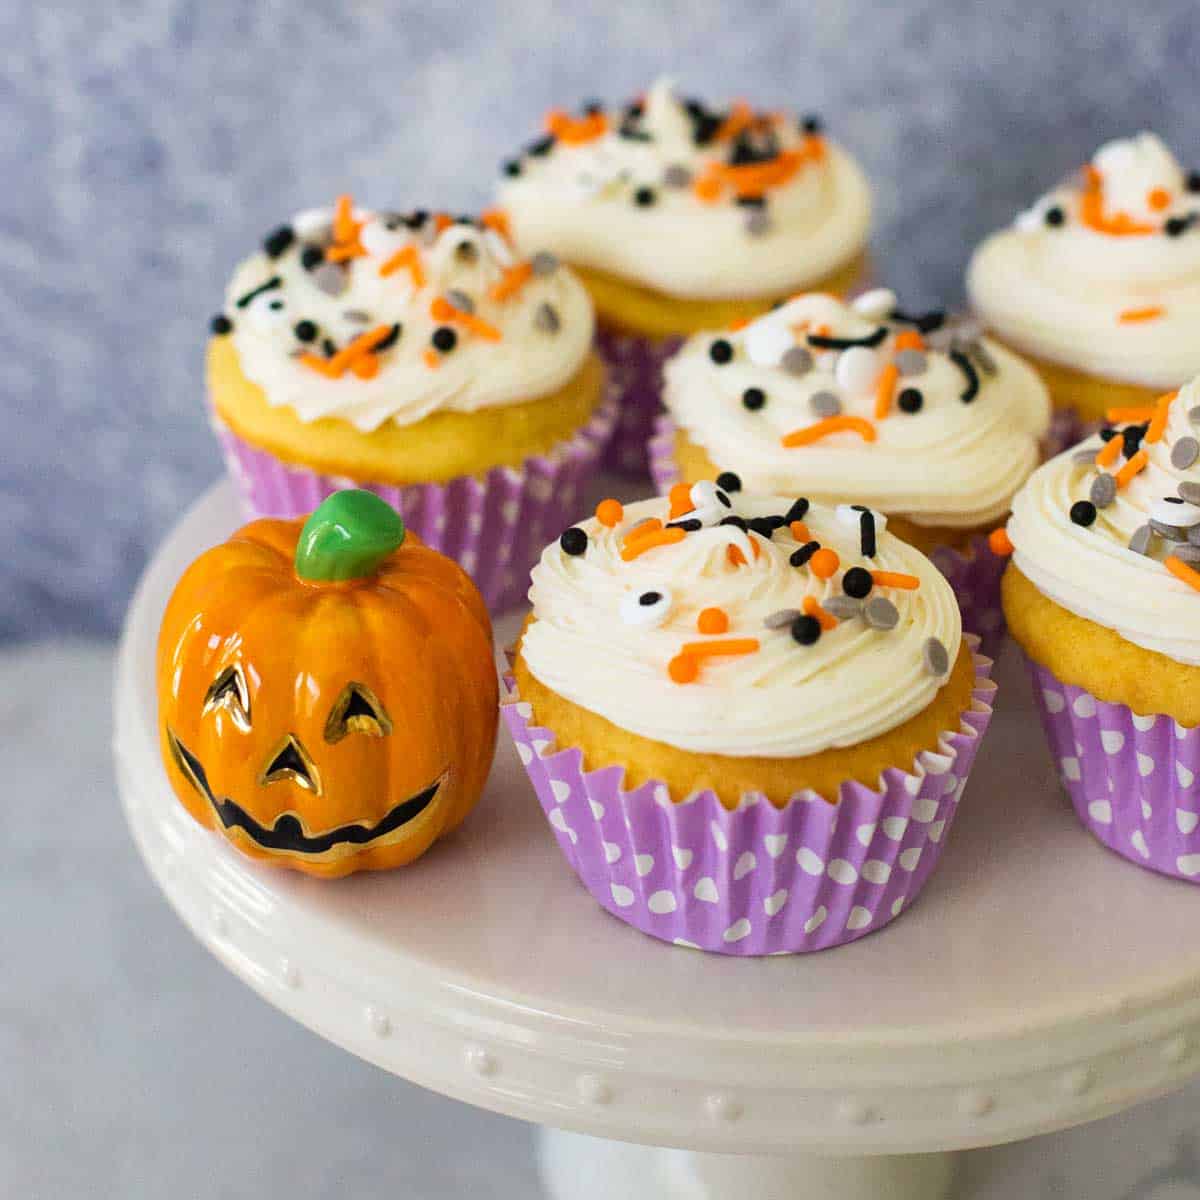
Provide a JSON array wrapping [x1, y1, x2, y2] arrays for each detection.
[[156, 490, 498, 878]]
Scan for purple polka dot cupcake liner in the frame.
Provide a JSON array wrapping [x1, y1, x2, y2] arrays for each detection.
[[210, 393, 617, 615], [1027, 657, 1200, 883], [594, 325, 682, 478], [502, 643, 995, 955], [649, 414, 1009, 660]]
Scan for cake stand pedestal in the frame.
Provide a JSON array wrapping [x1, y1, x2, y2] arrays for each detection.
[[115, 483, 1200, 1200]]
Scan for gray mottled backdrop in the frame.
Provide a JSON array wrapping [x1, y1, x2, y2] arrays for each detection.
[[2, 2, 1191, 639]]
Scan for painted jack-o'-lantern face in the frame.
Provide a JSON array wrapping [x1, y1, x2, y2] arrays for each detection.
[[156, 490, 498, 878]]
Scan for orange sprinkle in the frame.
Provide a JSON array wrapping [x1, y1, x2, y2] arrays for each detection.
[[1115, 449, 1149, 489], [789, 520, 810, 542], [379, 244, 426, 287], [623, 518, 664, 543], [668, 482, 695, 519], [693, 174, 723, 204], [871, 570, 920, 590], [1104, 405, 1156, 423], [988, 527, 1014, 558], [1146, 390, 1178, 444], [893, 330, 925, 352], [714, 100, 753, 143], [479, 206, 511, 240], [333, 194, 357, 245], [874, 362, 899, 420], [299, 324, 394, 379], [726, 540, 762, 567], [1078, 171, 1155, 236], [422, 348, 441, 369], [696, 607, 730, 635], [350, 355, 379, 380], [1118, 306, 1165, 324], [781, 415, 877, 448], [802, 595, 838, 632], [490, 261, 534, 302], [1094, 437, 1123, 468], [727, 316, 751, 331], [324, 241, 366, 263], [810, 547, 840, 579], [431, 296, 503, 342], [668, 655, 700, 684], [1148, 187, 1172, 212], [621, 529, 687, 561], [1165, 556, 1200, 592], [543, 108, 608, 145], [678, 637, 760, 660], [596, 498, 624, 528]]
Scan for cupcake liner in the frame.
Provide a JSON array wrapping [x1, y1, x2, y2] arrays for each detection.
[[650, 414, 1008, 659], [502, 642, 995, 955], [594, 325, 682, 478], [1043, 408, 1094, 458], [1027, 657, 1200, 883], [211, 394, 617, 614]]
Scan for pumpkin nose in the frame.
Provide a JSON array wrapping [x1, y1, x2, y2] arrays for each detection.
[[258, 734, 323, 796]]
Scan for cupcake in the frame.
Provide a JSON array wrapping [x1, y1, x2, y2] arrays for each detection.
[[1002, 378, 1200, 881], [968, 133, 1200, 440], [651, 289, 1050, 654], [207, 196, 614, 612], [504, 487, 995, 955], [496, 78, 872, 475]]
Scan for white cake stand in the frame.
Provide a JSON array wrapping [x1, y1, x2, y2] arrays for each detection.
[[115, 482, 1200, 1200]]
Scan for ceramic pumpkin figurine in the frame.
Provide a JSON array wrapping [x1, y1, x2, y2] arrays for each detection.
[[156, 490, 498, 878]]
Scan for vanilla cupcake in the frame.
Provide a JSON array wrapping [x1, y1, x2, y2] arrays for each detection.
[[208, 197, 613, 611], [651, 289, 1050, 652], [968, 133, 1200, 436], [504, 488, 994, 955], [496, 78, 871, 474], [1002, 379, 1200, 881]]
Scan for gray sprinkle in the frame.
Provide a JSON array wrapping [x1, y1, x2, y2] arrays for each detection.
[[810, 390, 842, 418], [1073, 449, 1100, 464], [1188, 523, 1200, 546], [923, 637, 950, 677], [342, 308, 371, 324], [780, 346, 813, 376], [454, 239, 479, 263], [531, 251, 559, 276], [663, 164, 692, 188], [823, 596, 863, 621], [421, 222, 440, 246], [535, 302, 561, 333], [446, 288, 475, 315], [1089, 473, 1117, 508], [967, 340, 998, 376], [312, 262, 348, 296], [1173, 544, 1200, 565], [1190, 406, 1200, 426], [745, 210, 772, 237], [1128, 525, 1153, 555], [1172, 436, 1200, 470], [1151, 520, 1188, 542], [864, 596, 899, 631], [894, 349, 927, 376], [764, 608, 802, 630], [1180, 481, 1200, 505]]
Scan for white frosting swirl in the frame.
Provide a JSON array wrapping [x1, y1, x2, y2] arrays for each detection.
[[497, 78, 871, 300], [1008, 376, 1200, 664], [967, 133, 1200, 389], [522, 493, 962, 758], [223, 204, 594, 432], [663, 292, 1050, 529]]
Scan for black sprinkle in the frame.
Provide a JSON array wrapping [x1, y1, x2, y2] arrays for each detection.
[[263, 225, 295, 258], [790, 614, 822, 645], [293, 319, 318, 343], [806, 326, 888, 351], [1122, 422, 1148, 459], [502, 159, 522, 178], [210, 314, 233, 335], [719, 515, 748, 531], [618, 120, 652, 142], [801, 114, 822, 135], [432, 326, 457, 353], [949, 349, 980, 402], [633, 186, 657, 207], [582, 98, 604, 115], [790, 541, 821, 568], [709, 338, 734, 365], [716, 471, 743, 493], [321, 337, 338, 358], [783, 497, 810, 524], [1099, 427, 1118, 442], [559, 528, 588, 556], [300, 245, 324, 271], [1070, 500, 1098, 528], [747, 516, 784, 538], [842, 566, 873, 599], [638, 591, 662, 606], [1166, 215, 1192, 238], [373, 323, 402, 353], [527, 135, 556, 157], [667, 518, 703, 532], [742, 387, 766, 411], [735, 194, 766, 208], [1188, 171, 1200, 194], [891, 309, 946, 334], [716, 489, 732, 508], [1044, 206, 1065, 228], [235, 276, 282, 308], [860, 510, 877, 558], [898, 387, 924, 413]]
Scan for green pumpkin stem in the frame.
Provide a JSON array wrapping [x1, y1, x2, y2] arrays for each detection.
[[294, 491, 406, 582]]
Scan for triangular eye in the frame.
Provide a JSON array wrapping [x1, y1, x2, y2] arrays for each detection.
[[202, 664, 251, 732], [258, 734, 322, 795], [324, 682, 393, 744]]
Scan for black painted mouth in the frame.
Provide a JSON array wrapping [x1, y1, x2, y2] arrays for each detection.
[[167, 729, 442, 856]]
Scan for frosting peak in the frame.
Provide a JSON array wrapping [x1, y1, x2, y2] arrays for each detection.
[[218, 199, 594, 431], [521, 490, 962, 759]]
